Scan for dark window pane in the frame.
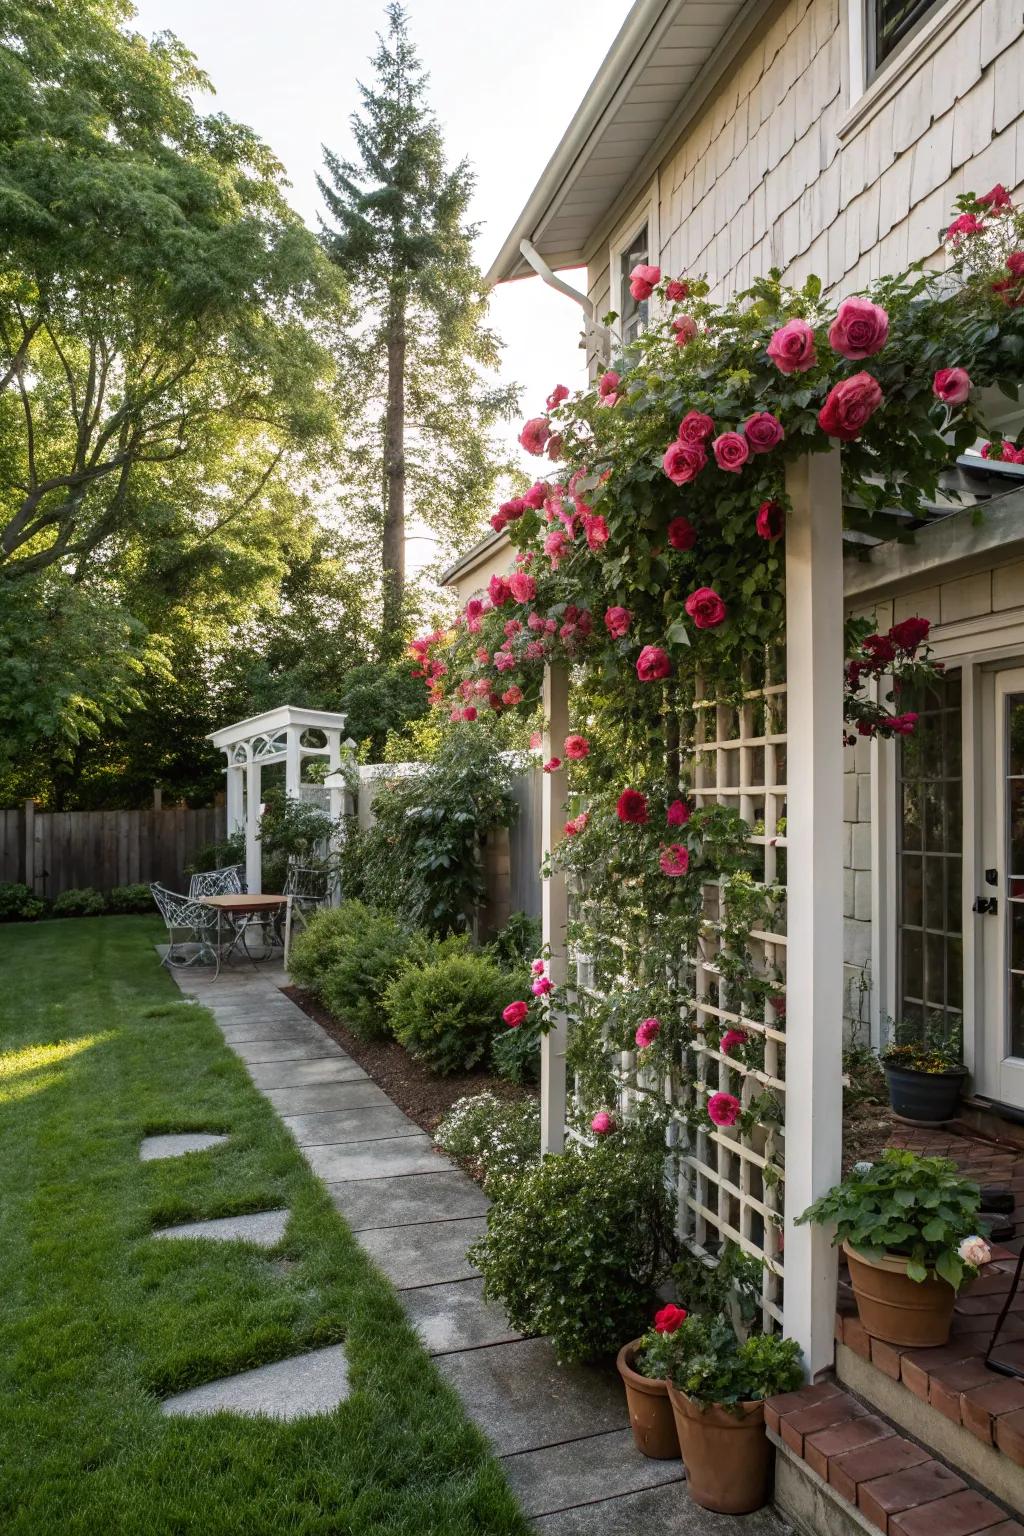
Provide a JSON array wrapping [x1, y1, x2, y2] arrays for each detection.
[[1012, 901, 1024, 973], [872, 0, 943, 70], [1009, 700, 1024, 777], [923, 783, 944, 851], [925, 932, 945, 1007], [1011, 973, 1024, 1059], [901, 856, 923, 928], [902, 929, 923, 1001], [902, 782, 922, 851], [619, 225, 649, 345], [1010, 779, 1024, 876]]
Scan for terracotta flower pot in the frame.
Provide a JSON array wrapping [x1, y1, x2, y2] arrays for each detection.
[[843, 1241, 955, 1347], [616, 1341, 681, 1459], [666, 1382, 772, 1514]]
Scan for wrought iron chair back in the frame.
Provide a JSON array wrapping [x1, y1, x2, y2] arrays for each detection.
[[282, 863, 334, 909], [151, 882, 219, 968], [187, 865, 245, 899]]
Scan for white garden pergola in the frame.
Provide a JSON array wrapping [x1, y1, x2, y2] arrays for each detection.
[[208, 707, 354, 894], [538, 450, 845, 1379]]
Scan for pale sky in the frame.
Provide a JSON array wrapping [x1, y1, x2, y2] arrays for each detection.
[[130, 0, 634, 563]]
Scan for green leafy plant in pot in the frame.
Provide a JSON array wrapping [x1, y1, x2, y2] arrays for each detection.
[[798, 1150, 991, 1347], [652, 1314, 803, 1514], [881, 1013, 967, 1125]]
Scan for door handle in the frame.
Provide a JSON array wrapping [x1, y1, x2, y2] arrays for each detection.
[[973, 897, 999, 915]]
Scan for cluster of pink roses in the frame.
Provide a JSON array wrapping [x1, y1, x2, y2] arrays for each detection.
[[662, 407, 784, 487], [982, 435, 1024, 464]]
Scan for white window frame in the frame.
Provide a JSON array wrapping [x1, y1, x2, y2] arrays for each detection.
[[606, 178, 660, 349], [841, 0, 983, 139]]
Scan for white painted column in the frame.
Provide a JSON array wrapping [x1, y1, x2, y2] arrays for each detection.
[[783, 448, 844, 1379], [541, 663, 570, 1155], [245, 755, 262, 895], [226, 758, 243, 837], [284, 726, 302, 803]]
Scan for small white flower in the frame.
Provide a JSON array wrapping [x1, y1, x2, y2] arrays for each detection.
[[958, 1235, 992, 1268]]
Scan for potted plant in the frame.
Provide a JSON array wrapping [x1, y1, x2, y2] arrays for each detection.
[[616, 1304, 686, 1460], [798, 1150, 991, 1347], [659, 1316, 803, 1514], [881, 1014, 967, 1124]]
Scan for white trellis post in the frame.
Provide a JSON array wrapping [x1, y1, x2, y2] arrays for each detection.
[[540, 662, 570, 1155], [245, 755, 262, 895], [226, 758, 244, 840], [783, 448, 845, 1379]]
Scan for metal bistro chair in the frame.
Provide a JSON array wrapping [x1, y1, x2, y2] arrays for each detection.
[[279, 863, 335, 966], [187, 864, 245, 899], [151, 882, 221, 972]]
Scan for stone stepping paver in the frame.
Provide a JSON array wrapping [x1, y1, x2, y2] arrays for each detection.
[[232, 1039, 346, 1064], [247, 1058, 368, 1090], [140, 1133, 228, 1161], [153, 1209, 290, 1248], [281, 1105, 421, 1148], [402, 1277, 522, 1354], [533, 1482, 790, 1533], [357, 1216, 486, 1289], [329, 1170, 489, 1230], [160, 1343, 349, 1421], [501, 1428, 682, 1517], [264, 1082, 389, 1114], [219, 1020, 327, 1044], [434, 1337, 626, 1456], [303, 1134, 443, 1183]]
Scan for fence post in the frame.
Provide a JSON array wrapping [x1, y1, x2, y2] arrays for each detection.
[[540, 662, 570, 1155], [783, 448, 845, 1379]]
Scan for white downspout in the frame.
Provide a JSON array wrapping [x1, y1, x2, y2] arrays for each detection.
[[519, 239, 611, 371]]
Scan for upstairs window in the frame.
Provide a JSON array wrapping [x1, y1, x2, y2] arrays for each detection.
[[868, 0, 943, 77], [618, 224, 649, 347]]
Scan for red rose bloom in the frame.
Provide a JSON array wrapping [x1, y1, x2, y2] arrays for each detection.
[[818, 371, 883, 440], [604, 605, 632, 638], [889, 616, 930, 653], [519, 416, 550, 455], [488, 575, 510, 607], [617, 788, 649, 824], [654, 1304, 687, 1334], [862, 633, 896, 666], [828, 297, 889, 360], [666, 798, 690, 827], [979, 184, 1012, 210], [742, 412, 784, 453], [636, 645, 672, 681], [502, 1001, 528, 1028], [684, 587, 727, 629], [712, 431, 749, 472], [756, 500, 784, 540], [665, 279, 689, 302], [667, 515, 697, 551]]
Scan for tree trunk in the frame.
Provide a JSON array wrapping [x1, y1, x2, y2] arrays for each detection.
[[381, 292, 406, 652]]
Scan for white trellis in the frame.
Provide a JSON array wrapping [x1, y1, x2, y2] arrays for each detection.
[[208, 707, 355, 895], [539, 450, 844, 1378]]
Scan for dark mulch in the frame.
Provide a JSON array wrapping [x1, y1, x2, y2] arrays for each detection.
[[284, 986, 534, 1136]]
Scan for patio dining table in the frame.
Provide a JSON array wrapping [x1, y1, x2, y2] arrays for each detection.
[[201, 893, 294, 976]]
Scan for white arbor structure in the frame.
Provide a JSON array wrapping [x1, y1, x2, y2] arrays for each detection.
[[208, 707, 354, 894], [538, 451, 844, 1379]]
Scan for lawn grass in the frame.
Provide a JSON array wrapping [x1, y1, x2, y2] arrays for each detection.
[[0, 917, 529, 1535]]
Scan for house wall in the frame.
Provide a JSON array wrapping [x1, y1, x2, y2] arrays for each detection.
[[587, 0, 1022, 317]]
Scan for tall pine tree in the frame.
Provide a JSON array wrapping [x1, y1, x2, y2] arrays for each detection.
[[318, 3, 518, 650]]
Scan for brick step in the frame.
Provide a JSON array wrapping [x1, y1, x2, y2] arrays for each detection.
[[766, 1379, 1023, 1536], [835, 1295, 1024, 1517]]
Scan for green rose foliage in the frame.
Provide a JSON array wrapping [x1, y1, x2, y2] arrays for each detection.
[[469, 1128, 675, 1362], [797, 1149, 984, 1290], [638, 1316, 802, 1407]]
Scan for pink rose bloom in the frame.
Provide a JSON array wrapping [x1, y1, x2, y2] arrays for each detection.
[[542, 757, 561, 773], [665, 279, 689, 301], [958, 1235, 992, 1268], [545, 618, 558, 633], [637, 645, 672, 681], [489, 575, 510, 607], [654, 1303, 687, 1333], [756, 500, 784, 540], [475, 647, 490, 665], [598, 369, 620, 399], [662, 440, 706, 485], [503, 619, 522, 639], [712, 431, 749, 472], [528, 611, 546, 631], [685, 587, 727, 629], [532, 976, 553, 996], [462, 706, 478, 722], [546, 383, 569, 410], [565, 810, 589, 837], [524, 481, 548, 509], [946, 212, 985, 240], [490, 511, 509, 532], [818, 371, 883, 440], [591, 1110, 616, 1135], [980, 184, 1012, 210], [742, 412, 784, 454], [673, 314, 698, 346], [503, 1000, 528, 1028], [546, 433, 564, 461], [707, 1091, 741, 1128], [720, 1028, 747, 1056], [629, 263, 661, 301], [499, 497, 525, 521], [635, 1016, 661, 1049], [531, 959, 545, 975], [525, 640, 545, 660], [509, 571, 537, 603], [585, 514, 609, 551], [933, 367, 971, 405], [465, 596, 484, 624], [473, 678, 491, 697], [659, 843, 689, 877], [519, 416, 551, 455], [502, 685, 523, 706], [604, 605, 632, 638], [494, 651, 516, 673], [667, 515, 696, 551], [544, 530, 569, 567], [564, 734, 590, 759], [766, 317, 817, 374], [666, 798, 690, 827], [828, 297, 889, 360], [678, 410, 715, 444]]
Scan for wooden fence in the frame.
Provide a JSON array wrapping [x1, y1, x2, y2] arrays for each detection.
[[0, 803, 226, 898]]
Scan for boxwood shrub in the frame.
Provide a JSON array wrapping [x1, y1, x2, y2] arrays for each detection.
[[384, 951, 521, 1074]]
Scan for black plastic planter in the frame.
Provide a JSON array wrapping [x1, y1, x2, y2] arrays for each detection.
[[883, 1062, 967, 1125]]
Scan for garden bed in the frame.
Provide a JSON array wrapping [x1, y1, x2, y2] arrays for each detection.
[[285, 985, 535, 1135]]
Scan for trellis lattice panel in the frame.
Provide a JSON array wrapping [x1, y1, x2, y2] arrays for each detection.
[[567, 661, 788, 1333]]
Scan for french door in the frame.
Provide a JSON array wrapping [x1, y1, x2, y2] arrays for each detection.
[[979, 668, 1024, 1109]]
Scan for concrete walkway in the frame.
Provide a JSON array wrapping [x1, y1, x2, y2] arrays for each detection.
[[170, 961, 789, 1533]]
